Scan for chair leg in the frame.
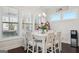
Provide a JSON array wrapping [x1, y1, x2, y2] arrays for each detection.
[[32, 45, 34, 53], [27, 44, 29, 53], [36, 45, 38, 53]]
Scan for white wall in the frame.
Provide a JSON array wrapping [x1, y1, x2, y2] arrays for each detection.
[[52, 19, 79, 45]]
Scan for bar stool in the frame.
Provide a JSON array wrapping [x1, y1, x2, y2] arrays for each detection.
[[32, 32, 48, 53], [53, 32, 61, 53], [22, 31, 27, 50], [26, 32, 35, 53], [45, 32, 54, 53]]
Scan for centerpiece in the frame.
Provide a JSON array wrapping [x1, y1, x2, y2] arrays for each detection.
[[36, 21, 50, 33]]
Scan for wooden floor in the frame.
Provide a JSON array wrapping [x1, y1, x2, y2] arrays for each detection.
[[8, 47, 26, 53], [62, 43, 79, 53], [8, 43, 79, 53]]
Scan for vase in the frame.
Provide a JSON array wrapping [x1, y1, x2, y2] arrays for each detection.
[[41, 29, 45, 34]]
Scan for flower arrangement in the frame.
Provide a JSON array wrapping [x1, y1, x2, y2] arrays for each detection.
[[38, 21, 50, 33], [40, 22, 48, 31]]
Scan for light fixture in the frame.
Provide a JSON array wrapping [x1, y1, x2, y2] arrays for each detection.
[[42, 12, 47, 17], [38, 12, 47, 17], [38, 13, 41, 17]]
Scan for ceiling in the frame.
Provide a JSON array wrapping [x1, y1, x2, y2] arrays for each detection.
[[9, 6, 79, 15]]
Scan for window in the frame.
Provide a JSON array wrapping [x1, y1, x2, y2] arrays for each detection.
[[2, 7, 19, 37], [50, 13, 61, 21], [63, 12, 77, 20], [35, 16, 39, 24], [22, 15, 33, 32]]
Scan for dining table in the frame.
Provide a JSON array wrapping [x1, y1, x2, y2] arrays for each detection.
[[32, 30, 54, 53]]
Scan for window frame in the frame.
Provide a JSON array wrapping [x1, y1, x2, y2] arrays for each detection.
[[2, 7, 19, 38]]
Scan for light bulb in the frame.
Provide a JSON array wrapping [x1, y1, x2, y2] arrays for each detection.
[[38, 13, 41, 17], [42, 12, 47, 17]]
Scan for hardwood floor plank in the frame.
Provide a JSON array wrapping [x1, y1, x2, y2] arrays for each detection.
[[8, 43, 79, 53]]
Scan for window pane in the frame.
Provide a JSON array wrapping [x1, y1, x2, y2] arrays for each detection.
[[50, 14, 60, 21], [3, 23, 18, 31], [35, 16, 39, 24], [3, 23, 9, 31], [10, 16, 18, 22], [2, 16, 9, 22], [3, 23, 18, 37], [63, 12, 77, 20], [9, 24, 18, 31]]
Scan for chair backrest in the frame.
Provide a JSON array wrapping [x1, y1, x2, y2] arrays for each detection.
[[26, 31, 33, 42], [54, 32, 61, 44], [46, 32, 54, 44]]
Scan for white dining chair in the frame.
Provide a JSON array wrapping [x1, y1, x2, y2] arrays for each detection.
[[45, 32, 54, 53], [26, 31, 35, 53], [33, 35, 44, 53], [53, 32, 61, 53], [22, 31, 27, 50]]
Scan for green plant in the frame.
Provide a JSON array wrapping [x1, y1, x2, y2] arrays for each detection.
[[40, 25, 47, 30]]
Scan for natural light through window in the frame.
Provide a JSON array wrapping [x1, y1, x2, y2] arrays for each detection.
[[63, 12, 77, 20], [50, 14, 60, 21]]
